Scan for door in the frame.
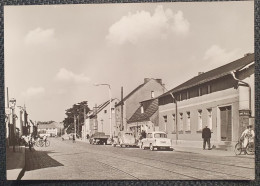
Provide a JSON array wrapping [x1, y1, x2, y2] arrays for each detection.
[[220, 106, 232, 141]]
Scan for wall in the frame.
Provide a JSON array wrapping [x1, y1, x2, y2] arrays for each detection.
[[159, 87, 240, 144]]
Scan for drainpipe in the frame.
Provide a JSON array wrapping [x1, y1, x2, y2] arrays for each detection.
[[230, 71, 251, 115]]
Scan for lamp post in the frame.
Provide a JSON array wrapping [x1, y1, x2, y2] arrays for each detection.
[[94, 84, 112, 138], [9, 98, 16, 152]]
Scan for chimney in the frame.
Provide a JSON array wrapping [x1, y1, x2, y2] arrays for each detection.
[[155, 79, 162, 85], [144, 78, 150, 84], [198, 72, 204, 76]]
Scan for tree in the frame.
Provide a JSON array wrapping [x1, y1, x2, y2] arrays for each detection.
[[63, 101, 90, 135]]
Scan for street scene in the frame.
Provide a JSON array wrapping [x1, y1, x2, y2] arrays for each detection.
[[21, 138, 254, 180], [4, 1, 255, 181]]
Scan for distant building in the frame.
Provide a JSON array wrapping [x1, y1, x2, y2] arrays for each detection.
[[38, 122, 63, 137], [115, 78, 165, 134], [158, 53, 254, 149], [127, 98, 159, 138]]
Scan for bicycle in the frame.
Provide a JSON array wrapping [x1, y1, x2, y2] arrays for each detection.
[[36, 139, 50, 147], [234, 137, 254, 155]]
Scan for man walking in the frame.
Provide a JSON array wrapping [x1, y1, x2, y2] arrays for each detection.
[[202, 125, 211, 150]]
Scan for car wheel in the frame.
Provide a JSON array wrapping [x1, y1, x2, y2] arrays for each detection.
[[150, 144, 154, 151]]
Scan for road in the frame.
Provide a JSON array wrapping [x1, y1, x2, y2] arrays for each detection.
[[22, 138, 255, 180]]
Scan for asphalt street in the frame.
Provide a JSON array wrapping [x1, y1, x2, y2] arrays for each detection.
[[22, 138, 255, 180]]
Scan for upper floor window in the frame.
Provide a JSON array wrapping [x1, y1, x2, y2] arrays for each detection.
[[151, 91, 154, 98], [198, 87, 202, 96], [104, 110, 107, 114], [187, 91, 189, 99], [207, 85, 211, 94]]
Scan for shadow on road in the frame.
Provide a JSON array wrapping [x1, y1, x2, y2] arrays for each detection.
[[25, 148, 63, 171]]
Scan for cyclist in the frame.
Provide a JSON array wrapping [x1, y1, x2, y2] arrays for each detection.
[[240, 125, 255, 149], [43, 135, 47, 146]]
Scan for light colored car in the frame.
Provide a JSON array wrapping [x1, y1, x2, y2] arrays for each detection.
[[118, 131, 137, 147], [140, 131, 173, 151], [61, 134, 70, 140]]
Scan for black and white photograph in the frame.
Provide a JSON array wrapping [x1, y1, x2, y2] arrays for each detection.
[[4, 1, 255, 180]]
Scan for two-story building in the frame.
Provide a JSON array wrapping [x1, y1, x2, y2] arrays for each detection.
[[115, 78, 165, 134], [84, 98, 118, 137], [158, 53, 254, 149]]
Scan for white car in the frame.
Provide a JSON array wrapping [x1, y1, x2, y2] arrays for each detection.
[[140, 131, 173, 151]]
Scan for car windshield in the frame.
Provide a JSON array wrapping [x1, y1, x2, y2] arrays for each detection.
[[154, 133, 167, 138]]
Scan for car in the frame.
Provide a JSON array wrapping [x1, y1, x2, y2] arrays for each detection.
[[118, 131, 137, 147], [140, 131, 173, 151]]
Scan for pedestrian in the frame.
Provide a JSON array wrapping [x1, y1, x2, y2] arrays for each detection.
[[73, 134, 75, 143], [202, 125, 211, 150], [43, 135, 47, 146]]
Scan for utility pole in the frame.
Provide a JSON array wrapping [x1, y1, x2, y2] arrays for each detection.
[[121, 86, 124, 131], [74, 114, 76, 139], [84, 105, 86, 141]]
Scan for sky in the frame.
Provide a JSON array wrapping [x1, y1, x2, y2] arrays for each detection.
[[4, 1, 254, 122]]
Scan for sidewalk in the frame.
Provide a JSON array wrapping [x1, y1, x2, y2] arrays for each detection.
[[173, 145, 255, 158], [6, 146, 26, 180]]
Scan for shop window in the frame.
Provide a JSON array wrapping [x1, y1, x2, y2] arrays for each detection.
[[179, 113, 183, 131], [207, 109, 212, 130], [186, 112, 191, 131], [198, 110, 202, 131]]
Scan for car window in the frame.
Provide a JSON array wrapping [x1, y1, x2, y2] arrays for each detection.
[[154, 133, 167, 138]]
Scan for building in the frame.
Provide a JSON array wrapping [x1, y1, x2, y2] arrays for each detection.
[[158, 53, 254, 149], [127, 98, 159, 138], [37, 122, 62, 137], [115, 78, 165, 133], [84, 99, 118, 137]]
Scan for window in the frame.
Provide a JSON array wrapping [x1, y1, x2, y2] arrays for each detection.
[[163, 116, 167, 132], [198, 110, 202, 131], [207, 109, 212, 129], [141, 106, 144, 114], [111, 108, 115, 113], [186, 112, 191, 131], [198, 87, 202, 96], [207, 85, 211, 94], [154, 133, 167, 138], [151, 91, 154, 98], [179, 93, 182, 101], [179, 113, 183, 131], [172, 114, 176, 132], [104, 110, 107, 114]]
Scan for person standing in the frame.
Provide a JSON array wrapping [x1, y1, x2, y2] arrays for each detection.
[[72, 134, 76, 143], [202, 125, 211, 150]]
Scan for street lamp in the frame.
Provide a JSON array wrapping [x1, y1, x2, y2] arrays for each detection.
[[94, 83, 112, 138], [9, 98, 16, 152]]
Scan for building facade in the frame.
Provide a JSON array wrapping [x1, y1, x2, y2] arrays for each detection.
[[158, 53, 254, 148], [115, 78, 165, 133], [127, 98, 159, 138], [84, 99, 118, 137]]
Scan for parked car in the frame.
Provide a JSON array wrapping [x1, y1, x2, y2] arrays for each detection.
[[118, 131, 137, 147], [140, 131, 173, 151], [89, 132, 109, 145]]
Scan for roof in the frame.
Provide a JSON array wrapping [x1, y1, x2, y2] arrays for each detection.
[[38, 122, 62, 129], [127, 99, 158, 123], [89, 98, 117, 118], [115, 78, 163, 107], [159, 53, 255, 98]]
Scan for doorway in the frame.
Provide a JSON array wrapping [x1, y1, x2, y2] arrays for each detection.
[[220, 106, 232, 141]]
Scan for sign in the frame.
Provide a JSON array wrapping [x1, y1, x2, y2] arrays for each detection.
[[239, 110, 251, 116]]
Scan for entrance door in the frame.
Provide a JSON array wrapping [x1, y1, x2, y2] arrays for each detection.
[[220, 106, 232, 141]]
